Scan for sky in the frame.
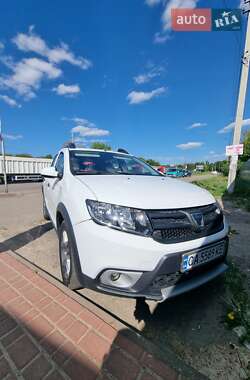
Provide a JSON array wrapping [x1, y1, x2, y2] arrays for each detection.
[[0, 0, 250, 164]]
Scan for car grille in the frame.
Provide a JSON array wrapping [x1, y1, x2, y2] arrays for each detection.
[[151, 272, 182, 289], [147, 204, 224, 244], [150, 255, 226, 290]]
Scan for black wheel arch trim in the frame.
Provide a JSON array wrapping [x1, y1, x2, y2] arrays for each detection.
[[56, 202, 85, 289]]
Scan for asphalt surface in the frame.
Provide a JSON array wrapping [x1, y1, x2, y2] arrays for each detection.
[[1, 179, 250, 379]]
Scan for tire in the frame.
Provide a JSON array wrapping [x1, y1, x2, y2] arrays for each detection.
[[43, 196, 50, 221], [59, 220, 80, 289]]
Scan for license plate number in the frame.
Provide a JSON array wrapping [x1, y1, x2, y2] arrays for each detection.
[[181, 242, 225, 273]]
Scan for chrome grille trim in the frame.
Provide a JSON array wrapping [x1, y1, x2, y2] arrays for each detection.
[[146, 204, 224, 244]]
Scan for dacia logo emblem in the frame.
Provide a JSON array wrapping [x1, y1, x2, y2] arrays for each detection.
[[191, 212, 204, 230]]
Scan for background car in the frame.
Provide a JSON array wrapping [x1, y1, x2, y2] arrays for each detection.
[[166, 168, 184, 177], [183, 169, 192, 177]]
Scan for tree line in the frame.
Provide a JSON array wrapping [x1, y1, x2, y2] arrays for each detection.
[[3, 131, 250, 171]]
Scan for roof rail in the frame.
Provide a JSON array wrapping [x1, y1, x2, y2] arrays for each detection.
[[62, 142, 76, 149], [117, 148, 129, 154]]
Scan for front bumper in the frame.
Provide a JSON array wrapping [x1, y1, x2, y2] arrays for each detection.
[[74, 215, 229, 300], [159, 262, 227, 302], [94, 238, 228, 301], [74, 217, 229, 277]]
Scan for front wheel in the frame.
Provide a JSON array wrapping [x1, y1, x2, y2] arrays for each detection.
[[42, 196, 50, 221], [59, 221, 81, 289]]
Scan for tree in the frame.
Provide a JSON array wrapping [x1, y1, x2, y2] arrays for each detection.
[[137, 157, 161, 166], [220, 160, 230, 176], [40, 154, 53, 159], [187, 163, 195, 170], [90, 142, 111, 151], [15, 153, 33, 158], [145, 159, 160, 166], [138, 157, 146, 162], [240, 130, 250, 162]]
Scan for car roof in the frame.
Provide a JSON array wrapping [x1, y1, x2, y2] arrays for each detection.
[[67, 148, 130, 156]]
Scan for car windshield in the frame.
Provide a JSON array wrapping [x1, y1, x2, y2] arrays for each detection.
[[69, 150, 161, 176]]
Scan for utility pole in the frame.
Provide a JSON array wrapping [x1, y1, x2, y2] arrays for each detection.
[[227, 3, 250, 193], [0, 118, 8, 193]]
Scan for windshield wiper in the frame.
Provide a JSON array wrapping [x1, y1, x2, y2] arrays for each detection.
[[74, 171, 107, 175], [74, 171, 157, 176]]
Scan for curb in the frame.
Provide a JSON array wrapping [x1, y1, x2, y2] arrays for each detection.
[[6, 249, 208, 380]]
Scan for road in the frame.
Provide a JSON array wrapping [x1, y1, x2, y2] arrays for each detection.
[[1, 180, 250, 379]]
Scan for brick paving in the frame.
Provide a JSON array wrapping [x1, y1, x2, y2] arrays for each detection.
[[0, 251, 183, 380]]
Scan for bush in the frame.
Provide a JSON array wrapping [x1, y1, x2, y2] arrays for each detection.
[[221, 161, 229, 176], [233, 177, 250, 211]]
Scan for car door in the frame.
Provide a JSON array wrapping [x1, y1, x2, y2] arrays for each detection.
[[43, 154, 57, 216], [46, 152, 64, 225]]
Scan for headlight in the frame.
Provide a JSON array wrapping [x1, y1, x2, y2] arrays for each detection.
[[86, 200, 152, 236], [215, 201, 223, 215]]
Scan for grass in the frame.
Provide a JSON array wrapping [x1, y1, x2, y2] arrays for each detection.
[[193, 175, 250, 211], [224, 260, 250, 344], [193, 175, 250, 349], [193, 171, 210, 175], [193, 175, 227, 198]]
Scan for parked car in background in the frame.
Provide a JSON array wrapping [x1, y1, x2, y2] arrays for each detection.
[[183, 169, 192, 177], [41, 144, 229, 302], [156, 165, 166, 175], [166, 168, 184, 178]]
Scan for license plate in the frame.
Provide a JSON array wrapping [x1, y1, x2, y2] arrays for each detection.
[[181, 241, 226, 273]]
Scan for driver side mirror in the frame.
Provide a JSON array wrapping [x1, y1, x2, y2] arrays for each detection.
[[41, 167, 59, 178], [57, 171, 63, 179]]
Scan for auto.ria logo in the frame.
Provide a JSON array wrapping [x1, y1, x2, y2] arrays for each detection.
[[212, 9, 241, 31], [171, 8, 241, 32]]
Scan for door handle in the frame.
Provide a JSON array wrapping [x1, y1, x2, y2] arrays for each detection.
[[47, 183, 50, 188]]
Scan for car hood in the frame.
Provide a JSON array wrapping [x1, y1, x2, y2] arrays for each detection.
[[76, 175, 215, 209]]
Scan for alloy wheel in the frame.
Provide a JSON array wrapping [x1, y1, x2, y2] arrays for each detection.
[[60, 229, 71, 281]]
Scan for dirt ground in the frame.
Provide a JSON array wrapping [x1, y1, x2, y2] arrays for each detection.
[[0, 182, 250, 379]]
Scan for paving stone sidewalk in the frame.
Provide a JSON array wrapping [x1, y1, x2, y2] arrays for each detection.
[[0, 251, 198, 380]]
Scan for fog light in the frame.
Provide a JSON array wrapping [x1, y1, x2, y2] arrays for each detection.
[[99, 270, 142, 288], [110, 272, 120, 281]]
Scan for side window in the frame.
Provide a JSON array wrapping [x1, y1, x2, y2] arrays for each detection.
[[55, 153, 64, 176], [51, 154, 58, 167]]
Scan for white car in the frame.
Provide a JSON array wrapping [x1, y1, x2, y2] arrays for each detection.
[[41, 144, 229, 302]]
